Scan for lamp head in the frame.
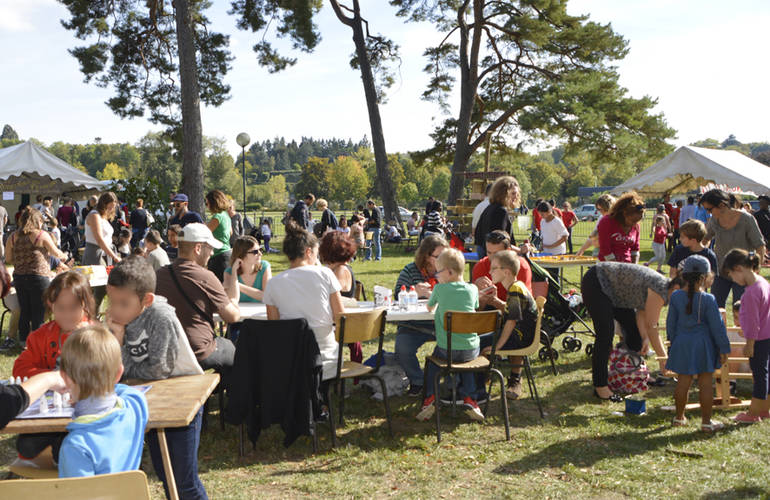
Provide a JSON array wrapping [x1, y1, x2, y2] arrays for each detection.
[[236, 132, 250, 148]]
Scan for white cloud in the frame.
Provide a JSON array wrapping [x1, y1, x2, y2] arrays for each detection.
[[0, 0, 57, 33]]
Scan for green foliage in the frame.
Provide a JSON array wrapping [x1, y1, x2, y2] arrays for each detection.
[[96, 162, 126, 180], [429, 167, 451, 199], [398, 181, 419, 207], [328, 156, 371, 203], [230, 0, 323, 72], [136, 132, 182, 189], [204, 137, 242, 204], [249, 174, 288, 210], [295, 156, 331, 200], [1, 124, 19, 141], [105, 176, 171, 230]]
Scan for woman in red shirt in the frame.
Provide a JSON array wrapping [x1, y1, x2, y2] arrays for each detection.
[[561, 202, 578, 254], [596, 192, 645, 263]]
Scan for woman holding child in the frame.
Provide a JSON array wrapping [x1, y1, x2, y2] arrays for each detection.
[[394, 235, 449, 395], [699, 188, 765, 308]]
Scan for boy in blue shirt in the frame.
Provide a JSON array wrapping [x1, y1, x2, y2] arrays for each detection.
[[667, 219, 718, 280], [417, 248, 482, 422], [58, 324, 148, 478]]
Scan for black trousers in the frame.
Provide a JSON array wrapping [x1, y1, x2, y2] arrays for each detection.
[[581, 266, 642, 387], [13, 274, 50, 342]]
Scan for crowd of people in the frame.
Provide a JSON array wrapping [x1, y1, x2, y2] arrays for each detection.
[[0, 180, 769, 493]]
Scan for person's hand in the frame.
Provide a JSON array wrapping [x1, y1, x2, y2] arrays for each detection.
[[415, 282, 432, 298], [720, 353, 730, 365], [478, 292, 492, 308], [519, 242, 531, 255], [743, 343, 754, 358], [44, 370, 67, 394], [481, 346, 492, 356], [112, 255, 122, 263], [575, 248, 585, 257], [640, 339, 651, 356], [232, 258, 243, 275], [104, 313, 126, 345]]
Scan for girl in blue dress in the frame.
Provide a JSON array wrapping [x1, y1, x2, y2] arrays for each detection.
[[666, 255, 731, 432]]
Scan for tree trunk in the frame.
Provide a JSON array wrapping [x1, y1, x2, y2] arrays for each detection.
[[174, 0, 205, 215], [349, 4, 401, 224]]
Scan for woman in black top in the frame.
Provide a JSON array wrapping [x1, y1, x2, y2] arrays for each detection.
[[474, 176, 526, 259]]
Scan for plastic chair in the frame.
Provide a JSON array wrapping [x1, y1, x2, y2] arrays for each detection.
[[354, 280, 367, 301], [331, 309, 393, 445], [493, 296, 548, 418], [0, 470, 151, 500], [423, 309, 509, 443]]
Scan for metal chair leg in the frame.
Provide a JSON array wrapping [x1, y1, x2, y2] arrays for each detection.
[[238, 423, 245, 457], [374, 375, 394, 437], [434, 370, 443, 443], [490, 368, 510, 441], [325, 384, 337, 448], [338, 379, 346, 426], [525, 358, 544, 418]]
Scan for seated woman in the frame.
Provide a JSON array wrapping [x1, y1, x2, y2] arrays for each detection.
[[264, 223, 343, 380], [394, 235, 449, 395], [224, 235, 272, 303], [319, 231, 362, 363]]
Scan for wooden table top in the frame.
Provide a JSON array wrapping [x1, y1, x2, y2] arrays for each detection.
[[1, 373, 220, 435]]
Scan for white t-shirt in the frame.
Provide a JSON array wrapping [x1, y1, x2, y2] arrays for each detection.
[[471, 198, 490, 231], [540, 216, 568, 255], [261, 223, 271, 237], [263, 265, 342, 380]]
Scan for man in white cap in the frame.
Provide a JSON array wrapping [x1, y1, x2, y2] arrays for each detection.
[[155, 223, 240, 372]]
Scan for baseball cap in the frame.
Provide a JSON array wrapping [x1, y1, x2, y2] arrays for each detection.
[[682, 255, 711, 274], [178, 223, 222, 249], [758, 194, 770, 203], [172, 193, 189, 202]]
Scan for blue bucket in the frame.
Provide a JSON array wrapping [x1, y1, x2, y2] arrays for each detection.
[[625, 397, 646, 415]]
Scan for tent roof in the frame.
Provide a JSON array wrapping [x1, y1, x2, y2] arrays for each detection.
[[611, 145, 770, 197], [0, 141, 103, 195]]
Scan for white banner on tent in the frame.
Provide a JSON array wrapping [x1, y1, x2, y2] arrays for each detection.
[[2, 192, 13, 200], [698, 183, 755, 196]]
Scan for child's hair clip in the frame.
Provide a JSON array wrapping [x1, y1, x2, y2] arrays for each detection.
[[748, 251, 756, 258]]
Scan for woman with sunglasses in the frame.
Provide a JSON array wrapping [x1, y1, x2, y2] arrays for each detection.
[[700, 188, 765, 308], [393, 235, 449, 395], [224, 235, 272, 303], [596, 191, 645, 263]]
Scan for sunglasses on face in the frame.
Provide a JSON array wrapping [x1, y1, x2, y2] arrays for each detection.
[[247, 249, 262, 255]]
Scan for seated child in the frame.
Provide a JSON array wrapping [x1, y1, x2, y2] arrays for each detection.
[[13, 271, 95, 462], [667, 219, 717, 280], [165, 224, 181, 260], [105, 256, 206, 499], [417, 248, 483, 422], [58, 324, 148, 477], [144, 229, 170, 271], [479, 250, 538, 400]]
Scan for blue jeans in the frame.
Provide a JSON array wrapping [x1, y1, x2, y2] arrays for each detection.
[[395, 324, 435, 386], [366, 227, 382, 260], [424, 345, 480, 398], [711, 274, 745, 309], [148, 407, 208, 500]]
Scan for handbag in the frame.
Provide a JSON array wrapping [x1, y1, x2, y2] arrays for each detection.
[[608, 344, 649, 394]]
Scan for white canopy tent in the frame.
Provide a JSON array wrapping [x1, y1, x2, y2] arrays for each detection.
[[611, 145, 770, 197], [0, 141, 103, 195]]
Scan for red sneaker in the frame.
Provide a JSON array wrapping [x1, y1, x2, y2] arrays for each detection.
[[416, 395, 435, 421], [463, 396, 485, 421]]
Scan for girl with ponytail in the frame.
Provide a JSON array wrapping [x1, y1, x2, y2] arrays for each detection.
[[666, 255, 731, 432], [723, 249, 770, 423]]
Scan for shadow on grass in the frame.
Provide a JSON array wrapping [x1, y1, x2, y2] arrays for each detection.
[[700, 486, 770, 499], [493, 424, 742, 476]]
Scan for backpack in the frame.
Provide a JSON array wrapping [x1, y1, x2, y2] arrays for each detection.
[[607, 344, 649, 394], [327, 210, 338, 230]]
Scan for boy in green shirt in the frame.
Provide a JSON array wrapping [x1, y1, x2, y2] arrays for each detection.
[[417, 249, 483, 422]]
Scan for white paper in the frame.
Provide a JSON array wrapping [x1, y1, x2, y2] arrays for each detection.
[[2, 191, 13, 201]]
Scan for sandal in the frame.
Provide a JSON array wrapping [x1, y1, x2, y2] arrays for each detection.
[[700, 420, 725, 432], [593, 389, 622, 403], [648, 376, 667, 387], [672, 417, 688, 427]]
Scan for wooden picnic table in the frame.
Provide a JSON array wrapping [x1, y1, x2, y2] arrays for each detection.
[[1, 373, 219, 500]]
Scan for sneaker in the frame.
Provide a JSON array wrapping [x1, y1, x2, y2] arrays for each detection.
[[733, 412, 762, 424], [759, 411, 770, 419], [407, 384, 423, 397], [463, 397, 485, 421], [416, 395, 436, 421], [506, 375, 522, 400], [0, 337, 17, 351], [700, 420, 725, 432]]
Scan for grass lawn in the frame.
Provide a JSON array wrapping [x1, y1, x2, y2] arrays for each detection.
[[2, 235, 770, 499]]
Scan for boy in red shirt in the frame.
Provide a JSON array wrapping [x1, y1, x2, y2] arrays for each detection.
[[561, 202, 578, 254]]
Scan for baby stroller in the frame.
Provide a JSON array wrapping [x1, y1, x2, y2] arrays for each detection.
[[524, 255, 595, 373]]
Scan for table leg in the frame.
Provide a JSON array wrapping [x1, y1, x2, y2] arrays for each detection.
[[158, 428, 179, 500]]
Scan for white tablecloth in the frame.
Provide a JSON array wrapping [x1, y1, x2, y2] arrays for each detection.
[[217, 301, 434, 323]]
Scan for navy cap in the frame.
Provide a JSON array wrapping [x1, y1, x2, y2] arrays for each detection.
[[172, 193, 188, 202], [682, 255, 711, 274]]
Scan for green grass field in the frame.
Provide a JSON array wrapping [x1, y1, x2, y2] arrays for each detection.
[[2, 234, 770, 499]]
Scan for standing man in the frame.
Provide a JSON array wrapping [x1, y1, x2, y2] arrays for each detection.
[[168, 193, 203, 228], [290, 193, 315, 230], [129, 198, 149, 248], [155, 223, 240, 375], [365, 199, 382, 261], [754, 194, 770, 247]]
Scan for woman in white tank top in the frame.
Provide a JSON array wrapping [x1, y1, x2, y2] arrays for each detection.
[[83, 192, 121, 265]]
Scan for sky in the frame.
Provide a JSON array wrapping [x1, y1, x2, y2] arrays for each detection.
[[1, 0, 769, 160]]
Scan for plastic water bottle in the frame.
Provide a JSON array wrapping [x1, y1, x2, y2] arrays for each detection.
[[408, 286, 418, 310], [399, 285, 408, 311]]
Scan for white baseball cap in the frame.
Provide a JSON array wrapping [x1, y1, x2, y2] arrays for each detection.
[[177, 223, 223, 249]]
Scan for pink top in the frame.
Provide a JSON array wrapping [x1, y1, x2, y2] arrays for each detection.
[[653, 226, 667, 244], [739, 275, 770, 341], [597, 216, 640, 263]]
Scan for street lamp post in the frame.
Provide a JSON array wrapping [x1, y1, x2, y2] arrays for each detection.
[[236, 132, 250, 216]]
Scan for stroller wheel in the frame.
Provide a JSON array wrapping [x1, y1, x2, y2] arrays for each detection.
[[562, 337, 575, 350], [550, 349, 559, 361], [572, 338, 582, 352], [585, 343, 594, 356], [538, 347, 548, 361]]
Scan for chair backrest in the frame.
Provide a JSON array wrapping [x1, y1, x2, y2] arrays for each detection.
[[364, 231, 374, 242], [532, 281, 549, 299], [0, 470, 151, 500], [335, 308, 387, 344], [443, 310, 503, 361], [354, 280, 367, 301], [496, 295, 547, 356]]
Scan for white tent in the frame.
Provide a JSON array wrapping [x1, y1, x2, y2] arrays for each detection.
[[611, 145, 770, 197], [0, 141, 103, 195]]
